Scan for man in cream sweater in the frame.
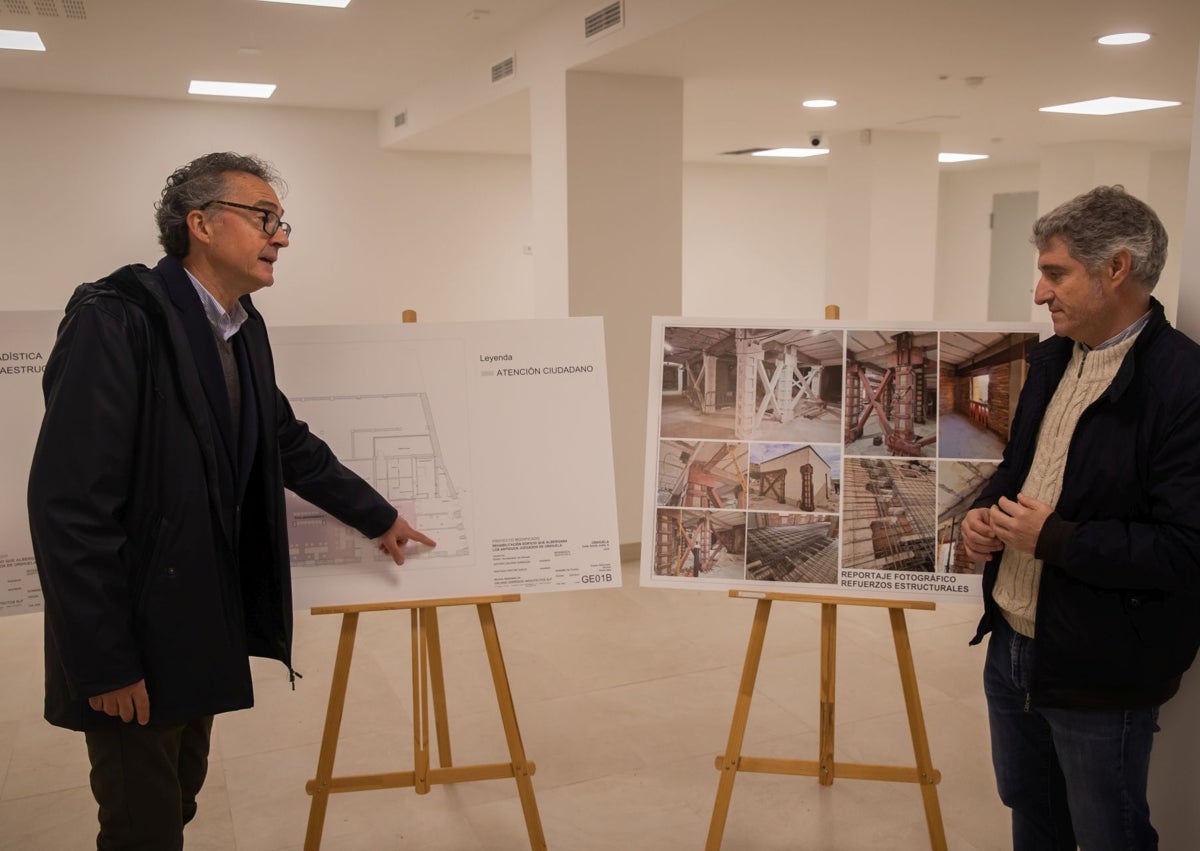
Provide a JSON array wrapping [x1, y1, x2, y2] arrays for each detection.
[[961, 186, 1200, 851]]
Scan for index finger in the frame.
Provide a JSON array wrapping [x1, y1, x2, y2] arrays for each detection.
[[406, 530, 437, 548]]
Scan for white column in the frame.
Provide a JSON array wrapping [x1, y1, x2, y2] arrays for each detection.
[[561, 71, 683, 546], [530, 74, 570, 318], [1149, 40, 1200, 848], [824, 129, 940, 321]]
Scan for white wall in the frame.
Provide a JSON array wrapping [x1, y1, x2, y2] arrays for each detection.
[[934, 164, 1039, 322], [0, 90, 534, 324], [682, 162, 827, 319], [933, 155, 1190, 325], [1148, 148, 1192, 318], [7, 87, 1183, 333]]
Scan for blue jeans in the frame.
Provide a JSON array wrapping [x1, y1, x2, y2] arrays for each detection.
[[984, 616, 1160, 851]]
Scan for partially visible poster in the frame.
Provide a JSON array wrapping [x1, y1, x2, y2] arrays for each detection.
[[641, 319, 1044, 604], [1, 315, 620, 616], [0, 311, 59, 616]]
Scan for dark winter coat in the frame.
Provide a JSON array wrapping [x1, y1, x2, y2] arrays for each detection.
[[970, 299, 1200, 709], [28, 256, 397, 730]]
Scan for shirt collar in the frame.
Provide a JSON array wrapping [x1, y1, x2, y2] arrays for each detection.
[[184, 268, 248, 341], [1079, 308, 1152, 353]]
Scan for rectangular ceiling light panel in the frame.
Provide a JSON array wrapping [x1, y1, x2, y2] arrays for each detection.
[[189, 80, 277, 99], [257, 0, 351, 7], [751, 148, 830, 158], [0, 29, 46, 51], [1039, 96, 1181, 116]]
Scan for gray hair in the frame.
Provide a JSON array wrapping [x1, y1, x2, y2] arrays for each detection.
[[154, 152, 285, 257], [1032, 185, 1167, 290]]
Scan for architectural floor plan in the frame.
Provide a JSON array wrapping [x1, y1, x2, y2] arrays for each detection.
[[285, 392, 471, 574]]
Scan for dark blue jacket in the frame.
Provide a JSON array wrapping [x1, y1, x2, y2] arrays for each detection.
[[28, 256, 397, 730], [970, 299, 1200, 708]]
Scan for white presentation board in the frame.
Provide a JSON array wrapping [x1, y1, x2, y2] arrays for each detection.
[[2, 314, 620, 616], [272, 318, 620, 608], [0, 311, 57, 616], [641, 318, 1044, 604]]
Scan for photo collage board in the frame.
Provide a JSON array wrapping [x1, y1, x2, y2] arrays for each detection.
[[640, 318, 1045, 604]]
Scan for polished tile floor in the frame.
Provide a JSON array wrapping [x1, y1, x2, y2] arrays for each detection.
[[0, 561, 1011, 850]]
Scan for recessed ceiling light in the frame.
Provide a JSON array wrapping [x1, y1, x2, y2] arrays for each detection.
[[257, 0, 351, 6], [802, 99, 838, 108], [939, 152, 989, 163], [1097, 32, 1151, 45], [1039, 96, 1180, 115], [751, 148, 830, 158], [0, 29, 46, 51], [189, 80, 277, 99]]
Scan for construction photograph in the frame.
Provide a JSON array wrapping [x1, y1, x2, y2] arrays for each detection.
[[841, 458, 936, 572], [745, 512, 840, 584], [937, 460, 999, 574], [938, 332, 1040, 459], [844, 330, 938, 457], [652, 508, 746, 580], [655, 440, 749, 509], [747, 442, 840, 513], [659, 326, 843, 443]]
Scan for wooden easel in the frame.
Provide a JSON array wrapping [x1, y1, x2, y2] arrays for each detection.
[[706, 590, 947, 851], [302, 596, 546, 850], [302, 309, 545, 850]]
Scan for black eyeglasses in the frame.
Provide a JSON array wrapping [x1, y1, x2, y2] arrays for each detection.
[[202, 200, 292, 237]]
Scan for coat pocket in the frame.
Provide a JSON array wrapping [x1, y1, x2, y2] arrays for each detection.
[[134, 514, 174, 613]]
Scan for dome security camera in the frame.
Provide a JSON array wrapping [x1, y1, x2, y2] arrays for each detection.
[[809, 132, 824, 147]]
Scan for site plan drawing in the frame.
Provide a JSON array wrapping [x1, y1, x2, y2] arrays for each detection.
[[284, 391, 472, 571], [641, 317, 1044, 605]]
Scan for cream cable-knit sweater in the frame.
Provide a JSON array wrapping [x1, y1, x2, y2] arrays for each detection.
[[994, 333, 1140, 637]]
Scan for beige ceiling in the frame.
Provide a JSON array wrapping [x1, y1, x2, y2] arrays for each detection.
[[1, 0, 1197, 167]]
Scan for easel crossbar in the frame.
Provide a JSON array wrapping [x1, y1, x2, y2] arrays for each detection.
[[729, 589, 935, 609], [714, 755, 940, 784], [310, 593, 520, 615], [306, 760, 538, 795]]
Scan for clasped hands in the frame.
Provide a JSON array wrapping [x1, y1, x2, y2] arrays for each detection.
[[961, 493, 1054, 562]]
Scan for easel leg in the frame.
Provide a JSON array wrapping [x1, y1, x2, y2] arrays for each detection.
[[412, 608, 432, 794], [706, 598, 773, 851], [888, 609, 948, 851], [819, 603, 837, 786], [304, 612, 360, 851], [424, 606, 454, 767], [477, 603, 547, 851]]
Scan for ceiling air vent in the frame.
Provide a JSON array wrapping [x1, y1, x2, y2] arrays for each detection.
[[393, 110, 407, 129], [491, 55, 515, 84], [5, 0, 87, 18], [584, 1, 624, 41]]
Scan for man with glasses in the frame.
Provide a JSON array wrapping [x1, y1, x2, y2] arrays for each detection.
[[28, 152, 436, 850]]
